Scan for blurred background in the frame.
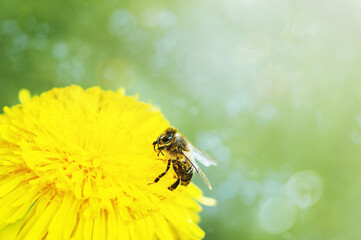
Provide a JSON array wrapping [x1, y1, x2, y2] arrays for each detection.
[[1, 0, 361, 239]]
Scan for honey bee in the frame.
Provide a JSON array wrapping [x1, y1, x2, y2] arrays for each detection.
[[151, 127, 216, 191]]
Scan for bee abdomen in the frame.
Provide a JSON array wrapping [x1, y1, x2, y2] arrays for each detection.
[[180, 166, 193, 186], [181, 174, 193, 186]]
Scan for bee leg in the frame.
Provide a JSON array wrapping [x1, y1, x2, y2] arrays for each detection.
[[168, 162, 181, 191], [168, 178, 180, 191], [156, 146, 167, 156], [152, 159, 171, 184]]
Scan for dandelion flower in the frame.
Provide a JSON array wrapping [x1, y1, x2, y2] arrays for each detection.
[[0, 85, 211, 239]]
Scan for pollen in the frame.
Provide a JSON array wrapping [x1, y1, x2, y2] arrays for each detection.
[[0, 86, 206, 239]]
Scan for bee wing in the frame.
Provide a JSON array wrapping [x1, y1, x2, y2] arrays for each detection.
[[181, 150, 212, 190], [189, 145, 217, 167]]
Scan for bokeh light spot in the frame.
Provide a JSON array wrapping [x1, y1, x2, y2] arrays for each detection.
[[52, 42, 69, 59], [286, 170, 324, 209], [96, 58, 136, 87], [218, 181, 238, 201], [351, 130, 361, 145], [2, 20, 17, 35], [239, 180, 262, 205], [13, 33, 29, 50], [259, 198, 298, 234], [108, 9, 141, 42], [256, 104, 276, 125], [224, 93, 248, 117], [158, 10, 177, 29], [35, 23, 50, 37], [56, 60, 86, 83]]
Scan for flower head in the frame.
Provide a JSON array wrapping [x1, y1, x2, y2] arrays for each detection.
[[0, 86, 209, 239]]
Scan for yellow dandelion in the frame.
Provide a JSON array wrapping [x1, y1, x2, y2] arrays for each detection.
[[0, 85, 213, 240]]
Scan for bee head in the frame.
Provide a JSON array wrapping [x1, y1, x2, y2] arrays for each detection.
[[153, 127, 177, 155]]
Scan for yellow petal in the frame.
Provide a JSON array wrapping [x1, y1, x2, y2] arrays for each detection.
[[18, 89, 31, 104]]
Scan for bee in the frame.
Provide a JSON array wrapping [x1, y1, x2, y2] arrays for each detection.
[[151, 127, 216, 191]]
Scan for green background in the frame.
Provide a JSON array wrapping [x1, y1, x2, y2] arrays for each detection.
[[1, 0, 361, 239]]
